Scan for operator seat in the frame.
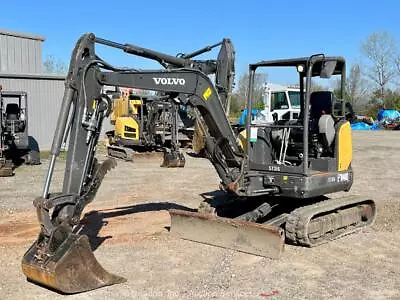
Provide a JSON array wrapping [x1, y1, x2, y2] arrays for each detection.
[[309, 91, 335, 150], [5, 103, 20, 121]]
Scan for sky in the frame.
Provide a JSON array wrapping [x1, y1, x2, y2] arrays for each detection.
[[2, 0, 400, 85]]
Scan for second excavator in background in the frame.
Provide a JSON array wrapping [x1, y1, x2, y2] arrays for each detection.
[[104, 38, 235, 166], [105, 87, 196, 161]]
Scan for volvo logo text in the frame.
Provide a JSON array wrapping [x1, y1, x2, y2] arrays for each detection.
[[153, 77, 186, 85]]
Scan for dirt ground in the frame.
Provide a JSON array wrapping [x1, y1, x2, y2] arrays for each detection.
[[0, 131, 399, 300]]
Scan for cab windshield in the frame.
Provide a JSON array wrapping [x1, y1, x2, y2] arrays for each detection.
[[288, 91, 301, 108]]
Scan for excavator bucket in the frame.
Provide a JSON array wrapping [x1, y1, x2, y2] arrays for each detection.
[[160, 151, 186, 168], [169, 209, 285, 259], [21, 233, 126, 294]]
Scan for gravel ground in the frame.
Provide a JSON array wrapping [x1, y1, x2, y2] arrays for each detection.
[[0, 131, 399, 300]]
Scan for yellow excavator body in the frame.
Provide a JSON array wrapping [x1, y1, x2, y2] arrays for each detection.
[[114, 117, 139, 141]]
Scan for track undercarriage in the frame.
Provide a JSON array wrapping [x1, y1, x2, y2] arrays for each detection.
[[169, 193, 376, 258]]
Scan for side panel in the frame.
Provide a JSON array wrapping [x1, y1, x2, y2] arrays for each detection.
[[337, 121, 352, 171], [115, 117, 139, 140]]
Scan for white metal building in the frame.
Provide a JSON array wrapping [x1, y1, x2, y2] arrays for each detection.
[[0, 29, 65, 151]]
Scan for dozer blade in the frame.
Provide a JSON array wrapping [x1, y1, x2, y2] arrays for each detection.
[[21, 233, 126, 294], [160, 151, 186, 168], [169, 209, 285, 259]]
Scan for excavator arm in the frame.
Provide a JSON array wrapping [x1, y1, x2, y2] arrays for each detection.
[[99, 36, 235, 165], [21, 33, 244, 294]]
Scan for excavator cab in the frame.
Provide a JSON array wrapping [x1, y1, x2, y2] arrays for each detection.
[[227, 55, 376, 246], [171, 55, 375, 258]]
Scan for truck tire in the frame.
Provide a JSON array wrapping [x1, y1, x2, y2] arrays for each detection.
[[25, 150, 41, 165]]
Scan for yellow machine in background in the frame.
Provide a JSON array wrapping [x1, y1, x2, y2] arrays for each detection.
[[109, 94, 142, 142], [106, 88, 143, 160], [105, 87, 193, 162]]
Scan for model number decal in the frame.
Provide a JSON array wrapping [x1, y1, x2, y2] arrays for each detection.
[[337, 173, 349, 182], [328, 176, 336, 183], [202, 87, 212, 100], [268, 166, 280, 172]]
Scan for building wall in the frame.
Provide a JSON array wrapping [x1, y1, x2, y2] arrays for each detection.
[[0, 29, 114, 151], [0, 74, 65, 150], [0, 29, 44, 74], [0, 74, 114, 151]]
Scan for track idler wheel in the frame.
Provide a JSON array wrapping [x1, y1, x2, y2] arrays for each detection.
[[21, 231, 126, 294], [160, 150, 185, 168]]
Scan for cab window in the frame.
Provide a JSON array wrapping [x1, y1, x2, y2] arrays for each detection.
[[271, 92, 289, 110]]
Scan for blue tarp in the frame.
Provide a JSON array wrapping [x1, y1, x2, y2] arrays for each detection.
[[377, 109, 400, 122], [351, 122, 380, 130], [238, 109, 260, 126]]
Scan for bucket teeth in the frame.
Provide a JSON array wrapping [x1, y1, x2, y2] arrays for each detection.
[[161, 151, 186, 168], [22, 233, 126, 294]]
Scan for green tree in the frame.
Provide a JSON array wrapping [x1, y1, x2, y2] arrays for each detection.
[[228, 94, 244, 118], [253, 100, 265, 110], [364, 88, 400, 118], [234, 71, 267, 106]]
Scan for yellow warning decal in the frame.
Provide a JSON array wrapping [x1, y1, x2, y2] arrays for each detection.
[[202, 87, 212, 101], [92, 100, 97, 109]]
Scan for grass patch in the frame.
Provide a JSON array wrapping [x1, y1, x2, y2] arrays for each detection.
[[39, 150, 68, 160]]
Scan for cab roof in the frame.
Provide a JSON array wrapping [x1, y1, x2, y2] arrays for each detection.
[[250, 55, 345, 77]]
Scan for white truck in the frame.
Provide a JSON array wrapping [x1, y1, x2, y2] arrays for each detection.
[[253, 83, 301, 124]]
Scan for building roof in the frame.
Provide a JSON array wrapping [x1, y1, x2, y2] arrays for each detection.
[[0, 28, 45, 41]]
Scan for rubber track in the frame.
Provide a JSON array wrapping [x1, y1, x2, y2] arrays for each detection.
[[107, 146, 134, 161], [285, 195, 376, 247]]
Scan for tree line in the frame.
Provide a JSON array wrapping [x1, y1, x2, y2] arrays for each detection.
[[228, 31, 400, 119], [43, 31, 400, 120]]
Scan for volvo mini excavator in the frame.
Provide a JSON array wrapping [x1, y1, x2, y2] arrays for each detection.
[[105, 38, 235, 166], [21, 33, 376, 294]]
